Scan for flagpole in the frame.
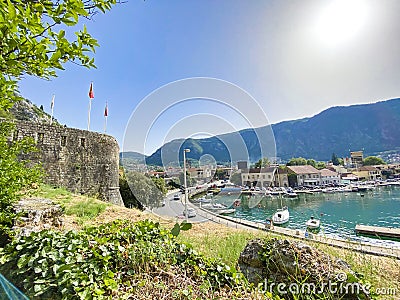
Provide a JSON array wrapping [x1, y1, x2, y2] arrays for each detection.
[[87, 82, 94, 131], [50, 94, 55, 125], [87, 98, 92, 131], [104, 101, 108, 133]]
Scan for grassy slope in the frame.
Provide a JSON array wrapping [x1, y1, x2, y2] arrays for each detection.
[[33, 186, 400, 299]]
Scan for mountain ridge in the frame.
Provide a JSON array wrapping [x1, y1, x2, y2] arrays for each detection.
[[128, 98, 400, 165]]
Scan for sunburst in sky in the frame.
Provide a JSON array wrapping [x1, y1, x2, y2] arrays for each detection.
[[314, 0, 369, 47]]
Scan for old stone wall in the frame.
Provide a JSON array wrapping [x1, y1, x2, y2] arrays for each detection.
[[6, 119, 123, 205]]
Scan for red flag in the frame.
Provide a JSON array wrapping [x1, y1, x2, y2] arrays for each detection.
[[104, 102, 108, 117], [88, 82, 94, 99]]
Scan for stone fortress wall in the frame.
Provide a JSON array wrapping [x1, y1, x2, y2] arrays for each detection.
[[5, 119, 123, 205]]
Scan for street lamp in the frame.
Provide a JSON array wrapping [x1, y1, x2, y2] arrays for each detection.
[[183, 148, 190, 221]]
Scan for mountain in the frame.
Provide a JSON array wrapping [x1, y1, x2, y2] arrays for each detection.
[[145, 98, 400, 165], [120, 151, 147, 170], [1, 98, 57, 124], [120, 151, 146, 161]]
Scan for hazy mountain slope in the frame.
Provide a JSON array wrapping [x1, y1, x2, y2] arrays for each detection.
[[144, 98, 400, 165]]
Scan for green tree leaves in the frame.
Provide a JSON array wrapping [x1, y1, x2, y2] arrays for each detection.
[[0, 0, 117, 244], [363, 156, 386, 166], [0, 122, 42, 245], [0, 0, 117, 106], [170, 221, 192, 237], [254, 157, 270, 168], [125, 171, 165, 209]]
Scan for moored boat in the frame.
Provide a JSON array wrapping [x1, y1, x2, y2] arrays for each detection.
[[272, 206, 289, 225], [306, 216, 320, 230]]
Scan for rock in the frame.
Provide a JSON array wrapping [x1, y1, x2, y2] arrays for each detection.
[[237, 239, 266, 285], [12, 198, 63, 237], [237, 238, 370, 299]]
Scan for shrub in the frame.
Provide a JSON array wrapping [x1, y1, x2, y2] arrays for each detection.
[[0, 220, 248, 299]]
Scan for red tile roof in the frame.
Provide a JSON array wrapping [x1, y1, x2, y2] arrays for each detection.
[[287, 165, 320, 174]]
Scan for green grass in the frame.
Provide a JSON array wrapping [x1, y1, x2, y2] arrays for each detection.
[[180, 225, 399, 299], [33, 184, 109, 225], [65, 199, 108, 220], [33, 184, 73, 203], [178, 230, 271, 268]]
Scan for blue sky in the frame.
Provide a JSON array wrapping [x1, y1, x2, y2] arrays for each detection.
[[19, 0, 400, 155]]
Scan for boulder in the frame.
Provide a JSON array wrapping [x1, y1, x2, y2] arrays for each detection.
[[13, 198, 63, 237], [238, 238, 370, 299]]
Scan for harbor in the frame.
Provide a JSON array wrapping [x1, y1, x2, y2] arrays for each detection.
[[193, 202, 400, 259], [194, 182, 400, 249]]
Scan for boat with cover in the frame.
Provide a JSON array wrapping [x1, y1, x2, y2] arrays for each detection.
[[272, 206, 289, 225], [306, 216, 320, 229]]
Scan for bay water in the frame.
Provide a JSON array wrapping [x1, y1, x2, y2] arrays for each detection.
[[212, 185, 400, 247]]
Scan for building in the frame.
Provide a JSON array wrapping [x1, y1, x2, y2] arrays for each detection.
[[320, 168, 340, 185], [7, 119, 123, 205], [237, 161, 248, 170], [352, 166, 381, 181], [287, 165, 321, 186], [350, 150, 364, 167], [241, 167, 276, 187], [187, 166, 214, 181], [274, 168, 289, 187]]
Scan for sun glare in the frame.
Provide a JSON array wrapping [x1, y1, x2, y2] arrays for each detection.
[[315, 0, 369, 46]]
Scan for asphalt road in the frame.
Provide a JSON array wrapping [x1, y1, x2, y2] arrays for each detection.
[[152, 193, 212, 223]]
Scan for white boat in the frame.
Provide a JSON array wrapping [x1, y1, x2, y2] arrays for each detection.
[[272, 206, 289, 225], [306, 216, 320, 229], [284, 191, 298, 198], [201, 203, 226, 210], [197, 197, 211, 203], [283, 187, 298, 198], [201, 203, 235, 215]]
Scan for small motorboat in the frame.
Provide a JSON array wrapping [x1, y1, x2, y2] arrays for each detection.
[[284, 187, 298, 198], [197, 197, 211, 203], [272, 206, 289, 225], [306, 216, 320, 230]]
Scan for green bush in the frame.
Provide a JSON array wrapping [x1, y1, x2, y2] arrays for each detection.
[[0, 122, 42, 246], [0, 220, 248, 299]]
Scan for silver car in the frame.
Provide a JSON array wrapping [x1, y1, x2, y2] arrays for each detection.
[[183, 208, 197, 218]]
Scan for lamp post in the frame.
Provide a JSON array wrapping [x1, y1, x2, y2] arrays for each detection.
[[183, 148, 190, 221]]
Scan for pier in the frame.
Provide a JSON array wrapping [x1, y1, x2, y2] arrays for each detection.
[[355, 224, 400, 239]]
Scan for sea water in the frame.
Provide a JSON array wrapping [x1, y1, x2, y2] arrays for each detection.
[[212, 185, 400, 247]]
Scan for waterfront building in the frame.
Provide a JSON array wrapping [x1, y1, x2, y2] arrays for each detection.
[[320, 168, 340, 185], [352, 166, 381, 181], [287, 165, 321, 186], [241, 167, 276, 187]]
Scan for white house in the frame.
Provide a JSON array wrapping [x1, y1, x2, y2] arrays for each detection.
[[241, 167, 276, 187], [320, 168, 340, 185]]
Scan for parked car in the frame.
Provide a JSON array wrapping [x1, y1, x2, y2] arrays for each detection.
[[183, 208, 197, 218]]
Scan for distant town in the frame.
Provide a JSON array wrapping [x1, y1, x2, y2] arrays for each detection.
[[123, 150, 400, 190]]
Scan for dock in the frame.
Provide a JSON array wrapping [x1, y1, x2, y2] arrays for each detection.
[[355, 224, 400, 239], [193, 207, 400, 259]]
